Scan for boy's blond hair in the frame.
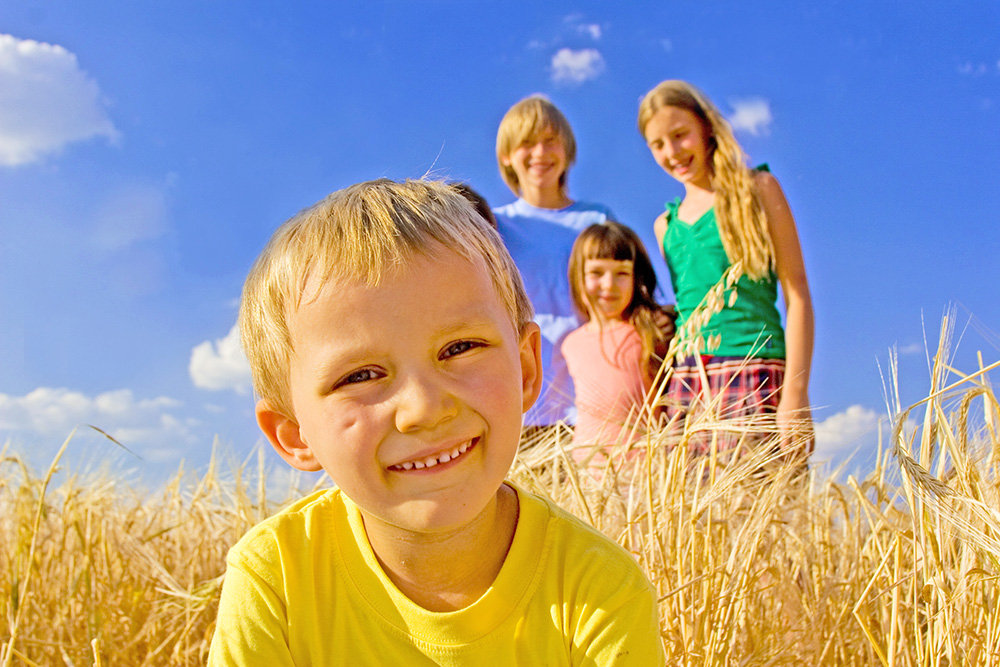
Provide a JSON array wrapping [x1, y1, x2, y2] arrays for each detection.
[[239, 179, 534, 418], [496, 95, 577, 196], [637, 80, 775, 281]]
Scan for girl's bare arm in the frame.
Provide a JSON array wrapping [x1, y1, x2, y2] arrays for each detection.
[[757, 171, 815, 448], [653, 210, 669, 260]]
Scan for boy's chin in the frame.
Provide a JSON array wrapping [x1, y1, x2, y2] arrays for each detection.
[[367, 487, 511, 537]]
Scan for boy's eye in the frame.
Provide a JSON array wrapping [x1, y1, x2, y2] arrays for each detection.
[[334, 368, 383, 389], [441, 340, 483, 359]]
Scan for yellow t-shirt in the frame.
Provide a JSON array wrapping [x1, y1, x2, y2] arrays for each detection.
[[208, 484, 664, 666]]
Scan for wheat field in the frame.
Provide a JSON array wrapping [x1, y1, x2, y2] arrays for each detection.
[[2, 324, 998, 665]]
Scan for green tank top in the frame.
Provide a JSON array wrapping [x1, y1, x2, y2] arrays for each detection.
[[663, 200, 785, 358]]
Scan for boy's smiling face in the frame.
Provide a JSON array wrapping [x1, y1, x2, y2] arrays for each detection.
[[502, 126, 568, 196], [259, 246, 541, 535]]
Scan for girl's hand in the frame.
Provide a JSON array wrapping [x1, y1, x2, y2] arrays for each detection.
[[776, 387, 814, 456]]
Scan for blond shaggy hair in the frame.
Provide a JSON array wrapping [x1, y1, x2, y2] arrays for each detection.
[[239, 178, 534, 418], [638, 80, 775, 281], [496, 95, 577, 197]]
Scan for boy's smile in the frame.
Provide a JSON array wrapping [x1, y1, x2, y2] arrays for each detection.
[[386, 437, 476, 471], [261, 245, 541, 537]]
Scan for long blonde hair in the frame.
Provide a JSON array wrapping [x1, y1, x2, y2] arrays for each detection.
[[638, 80, 775, 281]]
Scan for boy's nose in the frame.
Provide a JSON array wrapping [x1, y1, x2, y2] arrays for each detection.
[[394, 372, 459, 433]]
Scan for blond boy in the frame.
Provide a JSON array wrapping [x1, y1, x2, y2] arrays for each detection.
[[494, 96, 616, 427], [208, 179, 664, 665]]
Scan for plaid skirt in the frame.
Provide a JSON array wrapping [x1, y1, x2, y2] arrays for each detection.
[[661, 356, 785, 456]]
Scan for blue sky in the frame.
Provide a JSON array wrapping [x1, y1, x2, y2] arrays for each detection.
[[2, 1, 998, 480]]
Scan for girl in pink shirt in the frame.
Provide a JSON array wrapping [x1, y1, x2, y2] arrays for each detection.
[[562, 222, 667, 465]]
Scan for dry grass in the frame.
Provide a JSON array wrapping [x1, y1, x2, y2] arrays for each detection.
[[2, 323, 999, 665]]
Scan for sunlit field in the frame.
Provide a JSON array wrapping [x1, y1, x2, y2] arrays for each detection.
[[3, 321, 998, 666]]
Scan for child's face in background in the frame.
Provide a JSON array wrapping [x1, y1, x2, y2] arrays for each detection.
[[643, 105, 713, 190], [583, 258, 634, 322], [274, 246, 541, 536], [501, 126, 568, 195]]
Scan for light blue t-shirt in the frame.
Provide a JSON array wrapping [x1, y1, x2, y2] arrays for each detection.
[[493, 198, 615, 426]]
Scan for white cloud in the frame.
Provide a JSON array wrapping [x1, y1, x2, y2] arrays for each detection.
[[551, 48, 605, 85], [0, 387, 191, 460], [189, 324, 252, 394], [813, 404, 881, 460], [897, 342, 924, 356], [660, 39, 673, 52], [727, 98, 773, 136], [0, 34, 117, 167]]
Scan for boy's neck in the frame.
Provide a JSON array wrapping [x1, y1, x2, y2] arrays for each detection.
[[520, 185, 572, 210], [361, 484, 520, 612]]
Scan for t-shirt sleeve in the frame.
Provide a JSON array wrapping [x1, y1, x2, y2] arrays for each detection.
[[572, 575, 664, 666], [543, 500, 666, 666], [207, 545, 296, 667]]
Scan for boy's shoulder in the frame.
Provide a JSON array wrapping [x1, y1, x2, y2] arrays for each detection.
[[493, 199, 615, 229], [512, 484, 651, 588], [227, 487, 342, 566]]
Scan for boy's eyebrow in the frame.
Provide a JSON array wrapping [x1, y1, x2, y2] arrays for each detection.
[[430, 310, 510, 339], [306, 346, 370, 389], [306, 310, 510, 382]]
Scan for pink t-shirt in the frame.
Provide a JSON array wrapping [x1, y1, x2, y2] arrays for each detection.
[[561, 321, 652, 457]]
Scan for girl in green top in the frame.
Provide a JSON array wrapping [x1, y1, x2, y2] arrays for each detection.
[[637, 80, 815, 457]]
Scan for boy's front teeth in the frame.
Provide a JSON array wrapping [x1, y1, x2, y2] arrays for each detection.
[[397, 441, 471, 471]]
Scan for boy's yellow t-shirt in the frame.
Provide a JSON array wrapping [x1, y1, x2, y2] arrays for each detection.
[[208, 483, 664, 666]]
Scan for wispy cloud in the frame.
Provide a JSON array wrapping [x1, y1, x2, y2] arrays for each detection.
[[957, 61, 993, 77], [189, 324, 252, 394], [897, 342, 925, 356], [0, 387, 195, 461], [727, 98, 773, 136], [563, 14, 602, 41], [91, 183, 171, 252], [0, 34, 118, 167], [551, 48, 606, 85]]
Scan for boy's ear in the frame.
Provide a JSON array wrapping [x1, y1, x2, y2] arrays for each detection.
[[255, 400, 323, 472], [518, 322, 543, 412], [499, 153, 512, 167]]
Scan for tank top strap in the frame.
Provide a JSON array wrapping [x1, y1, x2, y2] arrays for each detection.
[[663, 197, 682, 225]]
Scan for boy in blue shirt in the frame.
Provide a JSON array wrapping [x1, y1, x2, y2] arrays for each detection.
[[494, 96, 616, 427]]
